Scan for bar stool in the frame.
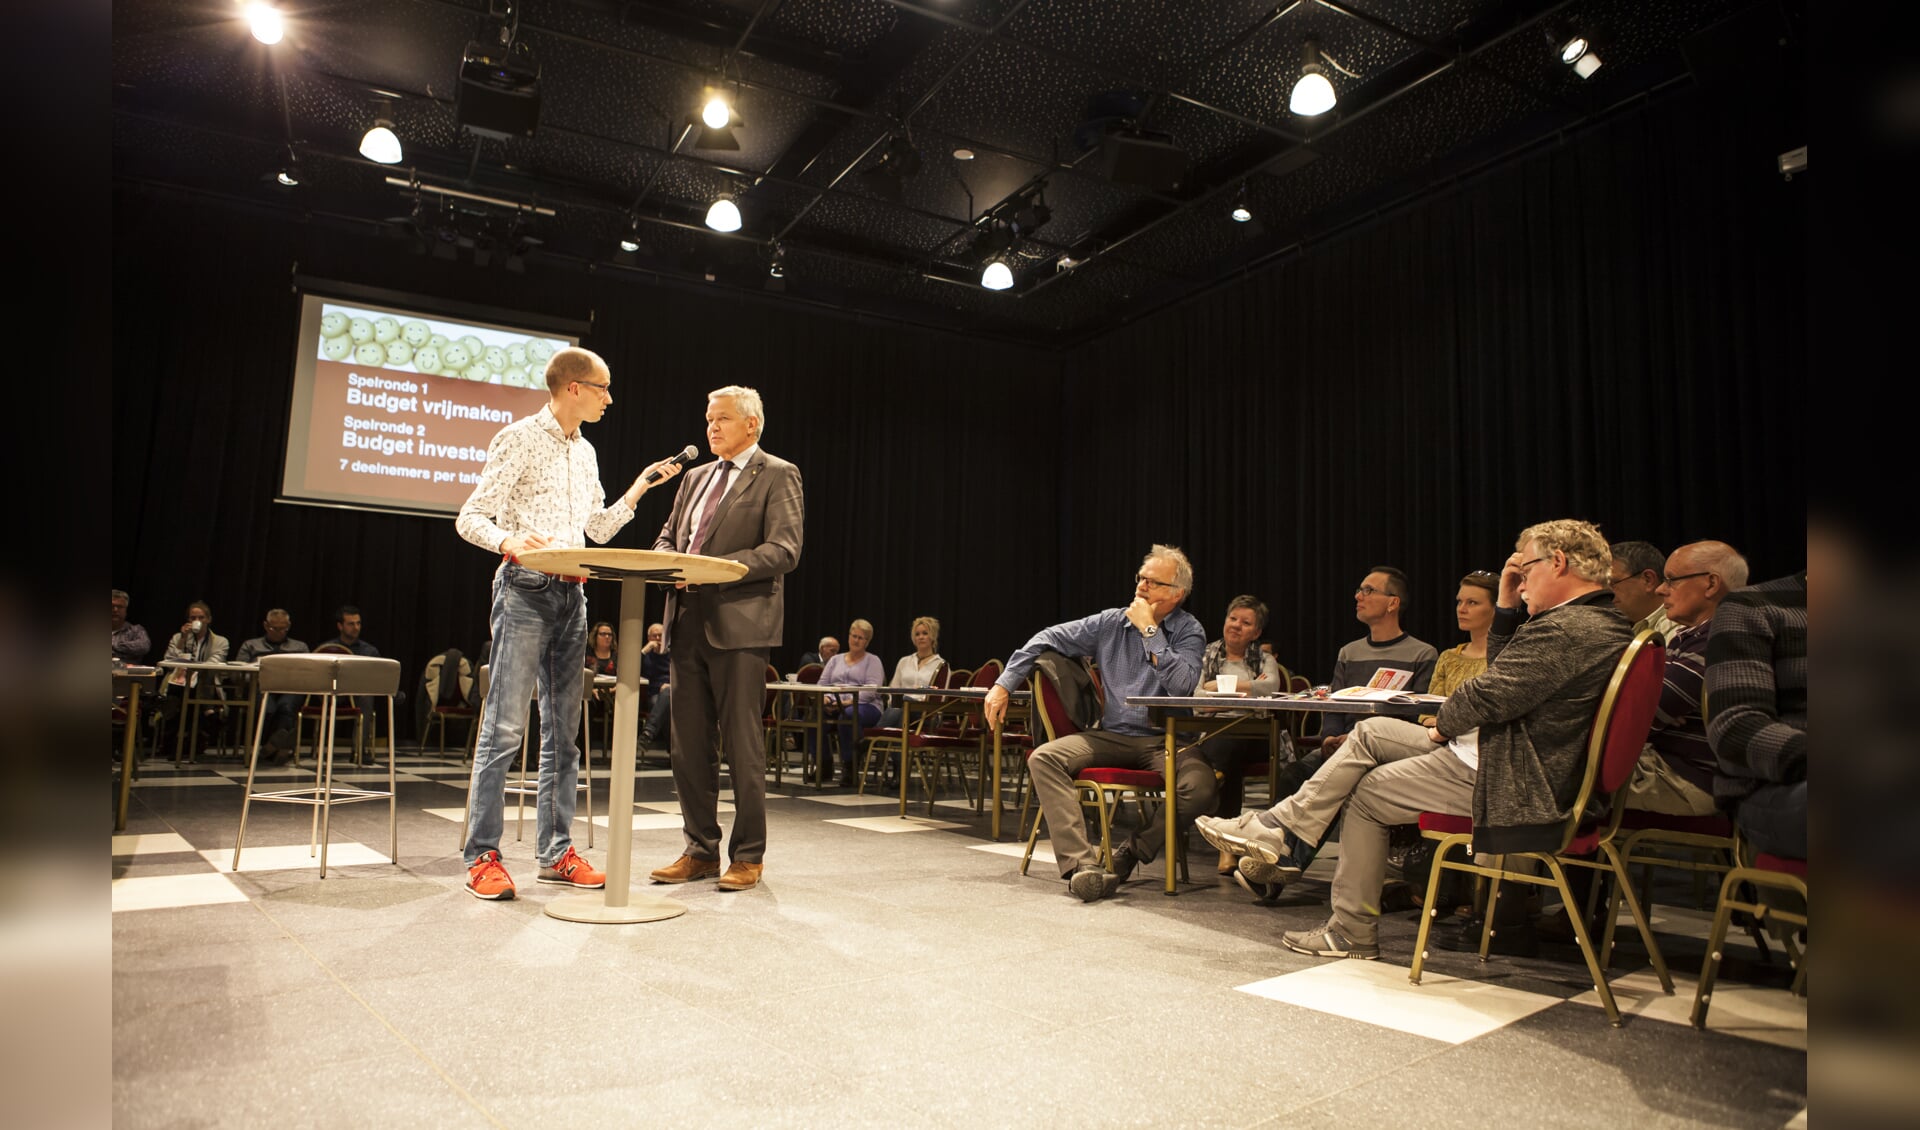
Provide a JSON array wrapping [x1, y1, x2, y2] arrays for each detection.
[[233, 653, 400, 878], [457, 665, 595, 852]]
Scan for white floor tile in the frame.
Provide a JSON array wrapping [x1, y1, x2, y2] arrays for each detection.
[[111, 833, 195, 856], [112, 872, 248, 912], [1236, 959, 1561, 1045], [1565, 970, 1807, 1049], [131, 776, 237, 788], [639, 800, 734, 815], [795, 793, 905, 807], [968, 841, 1054, 864], [588, 813, 687, 831], [825, 815, 968, 834], [421, 807, 472, 824], [203, 842, 394, 874]]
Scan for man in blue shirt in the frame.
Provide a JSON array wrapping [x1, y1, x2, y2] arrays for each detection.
[[984, 546, 1209, 902]]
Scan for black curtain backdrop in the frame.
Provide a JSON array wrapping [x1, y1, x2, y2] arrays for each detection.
[[113, 83, 1803, 733]]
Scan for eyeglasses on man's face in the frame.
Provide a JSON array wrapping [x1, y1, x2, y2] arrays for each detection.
[[1660, 571, 1712, 587], [574, 380, 612, 397], [1135, 574, 1179, 591], [1354, 585, 1394, 599]]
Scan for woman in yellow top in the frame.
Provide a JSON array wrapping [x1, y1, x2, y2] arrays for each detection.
[[1421, 571, 1498, 725]]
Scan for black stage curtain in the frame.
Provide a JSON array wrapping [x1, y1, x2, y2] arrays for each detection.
[[113, 83, 1801, 725], [1058, 87, 1804, 676]]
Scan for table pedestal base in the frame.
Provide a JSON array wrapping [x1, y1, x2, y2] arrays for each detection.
[[544, 890, 686, 924]]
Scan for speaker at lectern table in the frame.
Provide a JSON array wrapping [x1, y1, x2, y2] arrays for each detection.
[[517, 547, 746, 924]]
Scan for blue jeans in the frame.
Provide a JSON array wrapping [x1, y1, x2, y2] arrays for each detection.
[[260, 693, 300, 740], [464, 562, 587, 867]]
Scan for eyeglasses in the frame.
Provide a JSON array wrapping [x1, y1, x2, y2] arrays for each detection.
[[1515, 556, 1551, 574], [1661, 571, 1712, 586], [573, 380, 612, 397], [1354, 585, 1394, 598], [1135, 575, 1180, 591], [1465, 570, 1498, 580]]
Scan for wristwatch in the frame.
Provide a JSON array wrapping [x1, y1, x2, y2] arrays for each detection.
[[1140, 624, 1159, 639]]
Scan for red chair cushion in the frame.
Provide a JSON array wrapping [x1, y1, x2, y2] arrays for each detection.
[[863, 727, 902, 740], [1618, 810, 1732, 836], [1077, 767, 1162, 787], [1419, 812, 1472, 835], [1754, 853, 1807, 876], [908, 733, 976, 749]]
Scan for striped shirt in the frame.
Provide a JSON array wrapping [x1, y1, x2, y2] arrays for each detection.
[[1648, 618, 1714, 791], [1705, 572, 1808, 801]]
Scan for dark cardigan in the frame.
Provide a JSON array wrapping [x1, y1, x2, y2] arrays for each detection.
[[1434, 588, 1633, 854]]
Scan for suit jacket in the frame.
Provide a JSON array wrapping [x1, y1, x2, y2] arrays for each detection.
[[653, 448, 804, 650]]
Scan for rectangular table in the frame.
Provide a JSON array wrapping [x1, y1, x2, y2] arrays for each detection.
[[1124, 693, 1440, 895], [156, 660, 260, 762]]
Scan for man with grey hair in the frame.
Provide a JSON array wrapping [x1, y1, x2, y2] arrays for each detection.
[[111, 590, 150, 663], [798, 635, 839, 669], [237, 608, 311, 761], [1626, 540, 1750, 815], [649, 384, 804, 893], [1201, 519, 1632, 959], [1608, 540, 1675, 643], [984, 545, 1210, 902]]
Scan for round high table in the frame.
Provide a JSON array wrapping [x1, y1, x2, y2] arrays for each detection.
[[518, 547, 747, 925]]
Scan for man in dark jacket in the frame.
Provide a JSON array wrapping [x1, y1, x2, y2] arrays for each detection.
[[1203, 519, 1632, 959]]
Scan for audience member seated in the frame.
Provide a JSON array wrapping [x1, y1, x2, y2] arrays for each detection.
[[982, 545, 1211, 902], [1197, 520, 1631, 960], [798, 635, 839, 670], [1627, 541, 1750, 816], [640, 622, 673, 751], [1420, 571, 1499, 725], [1188, 595, 1283, 873], [112, 589, 150, 663], [1609, 539, 1676, 643], [1706, 567, 1807, 859], [877, 616, 946, 730], [153, 599, 231, 754], [326, 604, 402, 733], [1316, 566, 1439, 755], [819, 620, 883, 785], [236, 608, 310, 762]]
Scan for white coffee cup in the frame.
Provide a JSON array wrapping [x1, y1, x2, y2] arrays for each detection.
[[1216, 674, 1239, 694]]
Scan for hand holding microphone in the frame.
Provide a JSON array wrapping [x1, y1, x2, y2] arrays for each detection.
[[646, 445, 700, 484]]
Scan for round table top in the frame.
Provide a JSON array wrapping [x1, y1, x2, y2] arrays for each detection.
[[518, 547, 748, 585]]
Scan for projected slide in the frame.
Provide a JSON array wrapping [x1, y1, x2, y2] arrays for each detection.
[[280, 293, 573, 516]]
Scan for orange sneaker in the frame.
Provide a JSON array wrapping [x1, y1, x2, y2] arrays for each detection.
[[466, 850, 515, 900], [537, 846, 605, 889]]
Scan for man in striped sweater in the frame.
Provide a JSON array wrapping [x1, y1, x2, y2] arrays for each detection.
[[1705, 570, 1808, 858]]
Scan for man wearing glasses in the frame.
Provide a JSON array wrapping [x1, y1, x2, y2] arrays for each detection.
[[983, 546, 1210, 902], [1607, 540, 1676, 643], [1317, 567, 1439, 756], [1201, 520, 1632, 960], [454, 346, 684, 901]]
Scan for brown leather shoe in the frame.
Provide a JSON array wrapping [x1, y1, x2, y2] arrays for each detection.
[[717, 861, 764, 891], [649, 854, 721, 884]]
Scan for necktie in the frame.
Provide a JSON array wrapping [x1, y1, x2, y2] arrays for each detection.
[[688, 462, 734, 554]]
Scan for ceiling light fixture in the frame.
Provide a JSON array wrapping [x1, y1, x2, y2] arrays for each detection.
[[1548, 24, 1603, 79], [274, 146, 301, 187], [767, 243, 786, 279], [246, 3, 284, 46], [360, 109, 403, 164], [705, 194, 742, 233], [695, 87, 742, 150], [1229, 183, 1252, 223], [619, 217, 641, 253], [1289, 39, 1337, 117], [701, 91, 732, 130], [980, 259, 1014, 291], [952, 148, 975, 160]]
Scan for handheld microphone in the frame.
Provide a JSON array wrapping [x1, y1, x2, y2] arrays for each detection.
[[646, 445, 700, 484]]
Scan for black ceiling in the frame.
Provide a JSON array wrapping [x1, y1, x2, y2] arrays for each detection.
[[113, 0, 1791, 346]]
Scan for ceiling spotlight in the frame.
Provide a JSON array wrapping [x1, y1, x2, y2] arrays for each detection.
[[701, 91, 732, 131], [705, 194, 742, 233], [1559, 34, 1590, 64], [767, 244, 786, 279], [276, 167, 299, 187], [618, 235, 640, 253], [981, 260, 1014, 291], [246, 3, 284, 46], [1573, 51, 1603, 79], [1290, 39, 1337, 117], [1229, 183, 1252, 223], [1547, 24, 1602, 77], [952, 148, 975, 160], [359, 114, 403, 164]]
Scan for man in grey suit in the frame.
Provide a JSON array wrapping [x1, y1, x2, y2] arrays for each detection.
[[648, 385, 805, 892]]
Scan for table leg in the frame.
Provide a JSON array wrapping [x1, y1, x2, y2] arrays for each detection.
[[897, 696, 911, 817], [991, 721, 1003, 841], [1164, 718, 1177, 896], [116, 683, 140, 832], [545, 577, 687, 925]]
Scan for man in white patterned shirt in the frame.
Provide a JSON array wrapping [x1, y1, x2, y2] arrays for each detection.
[[454, 346, 682, 901]]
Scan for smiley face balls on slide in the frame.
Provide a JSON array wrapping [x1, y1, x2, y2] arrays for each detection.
[[355, 343, 386, 366], [348, 318, 374, 345], [441, 343, 471, 370], [502, 367, 529, 388], [321, 312, 348, 338], [323, 335, 353, 361], [413, 345, 441, 373], [482, 346, 507, 372], [373, 317, 400, 345], [507, 343, 527, 368], [384, 341, 414, 366], [526, 340, 554, 364], [402, 321, 430, 347]]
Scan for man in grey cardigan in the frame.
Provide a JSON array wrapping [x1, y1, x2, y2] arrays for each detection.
[[1201, 519, 1632, 959]]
